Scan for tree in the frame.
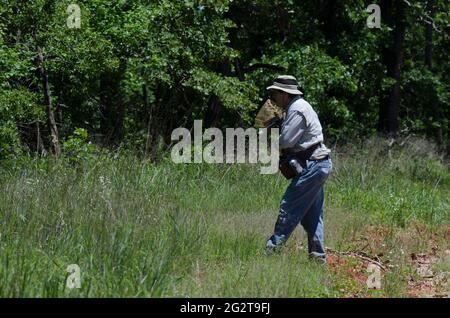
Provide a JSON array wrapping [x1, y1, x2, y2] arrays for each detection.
[[378, 0, 406, 137], [424, 0, 444, 146]]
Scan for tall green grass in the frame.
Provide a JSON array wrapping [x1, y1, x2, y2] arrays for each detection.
[[0, 137, 448, 297]]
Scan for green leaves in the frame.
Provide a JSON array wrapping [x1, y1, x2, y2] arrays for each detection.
[[186, 68, 259, 123], [62, 128, 98, 164], [248, 44, 358, 138], [0, 89, 42, 159], [0, 0, 449, 157]]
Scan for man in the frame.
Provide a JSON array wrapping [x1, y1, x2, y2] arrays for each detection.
[[265, 75, 332, 264]]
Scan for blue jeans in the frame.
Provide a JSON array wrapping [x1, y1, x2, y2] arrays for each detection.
[[266, 157, 332, 261]]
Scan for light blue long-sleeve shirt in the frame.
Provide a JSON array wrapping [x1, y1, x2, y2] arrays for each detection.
[[279, 96, 331, 159]]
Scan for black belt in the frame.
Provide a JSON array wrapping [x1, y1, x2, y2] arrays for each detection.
[[284, 143, 321, 162], [281, 143, 322, 170]]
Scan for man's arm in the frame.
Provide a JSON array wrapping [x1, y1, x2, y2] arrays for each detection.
[[279, 110, 305, 150]]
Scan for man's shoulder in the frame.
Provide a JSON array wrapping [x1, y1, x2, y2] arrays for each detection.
[[288, 98, 313, 114]]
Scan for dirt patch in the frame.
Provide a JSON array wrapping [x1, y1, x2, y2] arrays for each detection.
[[407, 250, 449, 298], [326, 250, 386, 297], [328, 222, 449, 298], [330, 254, 370, 285]]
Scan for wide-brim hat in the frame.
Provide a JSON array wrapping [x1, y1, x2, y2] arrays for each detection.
[[266, 75, 303, 95]]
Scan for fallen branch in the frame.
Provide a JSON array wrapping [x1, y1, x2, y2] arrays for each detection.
[[326, 248, 388, 272]]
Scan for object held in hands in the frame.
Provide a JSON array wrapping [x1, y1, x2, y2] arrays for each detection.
[[254, 99, 283, 128]]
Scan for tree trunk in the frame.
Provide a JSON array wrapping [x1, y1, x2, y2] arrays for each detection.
[[143, 84, 153, 158], [447, 120, 450, 157], [378, 0, 405, 137], [204, 94, 222, 129], [378, 0, 392, 133], [425, 0, 443, 147], [99, 59, 127, 147], [317, 0, 338, 50], [36, 121, 47, 156], [424, 0, 434, 70], [38, 48, 60, 156], [144, 82, 168, 162], [112, 59, 127, 144], [387, 0, 405, 136], [99, 73, 113, 143]]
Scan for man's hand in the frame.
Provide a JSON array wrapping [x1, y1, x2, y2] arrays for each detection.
[[265, 116, 282, 129]]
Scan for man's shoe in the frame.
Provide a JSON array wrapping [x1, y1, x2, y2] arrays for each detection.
[[309, 252, 327, 265], [264, 235, 285, 255]]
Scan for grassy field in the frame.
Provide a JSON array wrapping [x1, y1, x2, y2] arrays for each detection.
[[0, 137, 449, 297]]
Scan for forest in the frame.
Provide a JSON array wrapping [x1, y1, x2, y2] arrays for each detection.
[[0, 0, 449, 159]]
